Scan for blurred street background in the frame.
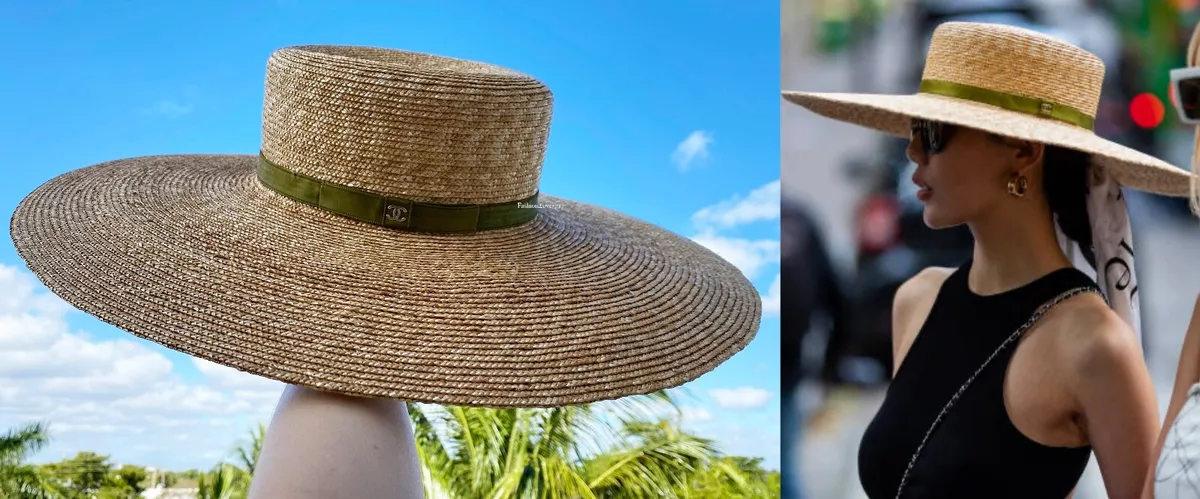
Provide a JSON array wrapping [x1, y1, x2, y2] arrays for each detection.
[[781, 0, 1200, 497]]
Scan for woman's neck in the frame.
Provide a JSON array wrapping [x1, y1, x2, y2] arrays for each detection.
[[967, 199, 1073, 296]]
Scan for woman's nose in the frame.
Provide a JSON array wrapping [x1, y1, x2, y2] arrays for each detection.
[[905, 137, 925, 165]]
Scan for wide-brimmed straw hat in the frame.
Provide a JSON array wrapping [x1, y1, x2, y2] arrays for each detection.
[[9, 46, 761, 407], [783, 22, 1192, 197]]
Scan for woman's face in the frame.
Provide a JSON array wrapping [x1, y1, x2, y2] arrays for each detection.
[[906, 121, 1020, 229]]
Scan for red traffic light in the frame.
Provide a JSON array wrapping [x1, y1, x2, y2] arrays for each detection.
[[1129, 92, 1165, 128]]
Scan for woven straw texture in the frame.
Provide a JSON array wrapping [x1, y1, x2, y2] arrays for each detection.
[[262, 46, 549, 205], [783, 22, 1192, 197], [10, 46, 761, 407]]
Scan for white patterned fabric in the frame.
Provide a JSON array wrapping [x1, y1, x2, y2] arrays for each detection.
[[1054, 164, 1141, 342], [1156, 383, 1200, 499]]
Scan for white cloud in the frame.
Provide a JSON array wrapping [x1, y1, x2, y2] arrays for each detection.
[[680, 406, 713, 422], [193, 358, 285, 392], [688, 179, 782, 292], [0, 265, 281, 470], [56, 424, 121, 434], [671, 130, 713, 170], [709, 387, 772, 409], [0, 266, 70, 317], [691, 180, 781, 230], [691, 230, 779, 280], [762, 274, 781, 316]]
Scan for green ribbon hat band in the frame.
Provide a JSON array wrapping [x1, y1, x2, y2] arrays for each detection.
[[256, 154, 540, 233], [918, 79, 1096, 131]]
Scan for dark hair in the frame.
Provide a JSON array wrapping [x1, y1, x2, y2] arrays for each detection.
[[1042, 145, 1095, 269]]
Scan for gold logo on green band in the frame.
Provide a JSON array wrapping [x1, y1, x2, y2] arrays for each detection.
[[384, 204, 409, 223], [918, 79, 1095, 131], [256, 154, 540, 233]]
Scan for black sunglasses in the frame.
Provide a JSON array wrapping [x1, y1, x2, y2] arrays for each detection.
[[1170, 67, 1200, 124], [911, 119, 959, 155]]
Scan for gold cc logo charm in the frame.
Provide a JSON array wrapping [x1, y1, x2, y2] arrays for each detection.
[[384, 204, 409, 223]]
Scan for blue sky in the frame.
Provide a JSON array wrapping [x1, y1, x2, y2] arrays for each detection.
[[0, 1, 781, 472]]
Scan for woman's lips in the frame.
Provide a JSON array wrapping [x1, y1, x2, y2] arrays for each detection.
[[912, 175, 932, 201], [916, 187, 932, 201]]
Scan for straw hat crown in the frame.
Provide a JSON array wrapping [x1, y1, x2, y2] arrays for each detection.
[[261, 45, 552, 205], [923, 22, 1104, 128]]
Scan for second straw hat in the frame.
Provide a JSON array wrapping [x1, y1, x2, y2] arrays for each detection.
[[783, 22, 1192, 197], [10, 46, 762, 407]]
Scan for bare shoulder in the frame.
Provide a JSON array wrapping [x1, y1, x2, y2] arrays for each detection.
[[892, 266, 955, 331], [895, 266, 955, 298], [1040, 292, 1157, 468], [891, 267, 955, 372], [1042, 292, 1143, 378]]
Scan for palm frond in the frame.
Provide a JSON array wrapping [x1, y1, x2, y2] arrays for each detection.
[[232, 423, 265, 475], [0, 423, 50, 464], [409, 392, 731, 499]]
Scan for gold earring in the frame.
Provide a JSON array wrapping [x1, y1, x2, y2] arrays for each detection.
[[1006, 174, 1028, 198]]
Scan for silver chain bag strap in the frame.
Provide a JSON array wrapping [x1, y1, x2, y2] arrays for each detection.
[[892, 285, 1099, 499]]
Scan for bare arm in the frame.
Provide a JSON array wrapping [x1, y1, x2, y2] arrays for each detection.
[[1142, 294, 1200, 498], [248, 385, 424, 499], [1069, 312, 1158, 499]]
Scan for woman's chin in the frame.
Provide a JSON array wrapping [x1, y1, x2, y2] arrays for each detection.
[[922, 207, 956, 230]]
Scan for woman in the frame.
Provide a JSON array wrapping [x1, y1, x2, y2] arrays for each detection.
[[784, 22, 1193, 498], [1147, 21, 1200, 499], [1151, 298, 1200, 498]]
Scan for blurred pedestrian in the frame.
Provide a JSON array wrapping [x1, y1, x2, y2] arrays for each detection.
[[781, 199, 849, 390], [781, 198, 849, 499], [1148, 21, 1200, 499], [784, 22, 1191, 498]]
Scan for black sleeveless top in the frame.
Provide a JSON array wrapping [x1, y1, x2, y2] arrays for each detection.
[[858, 261, 1096, 498]]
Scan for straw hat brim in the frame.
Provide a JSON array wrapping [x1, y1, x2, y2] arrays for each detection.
[[782, 91, 1192, 197], [10, 154, 761, 407]]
